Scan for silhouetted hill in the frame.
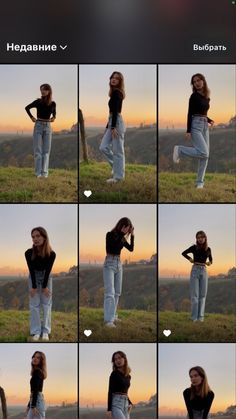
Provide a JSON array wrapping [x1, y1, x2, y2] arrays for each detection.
[[80, 265, 156, 311], [0, 133, 77, 169], [159, 128, 236, 173], [159, 277, 236, 314], [80, 127, 157, 165], [0, 276, 77, 311]]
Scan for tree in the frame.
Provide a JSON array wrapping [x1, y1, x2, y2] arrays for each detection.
[[79, 288, 90, 306], [93, 287, 104, 308], [79, 108, 89, 163]]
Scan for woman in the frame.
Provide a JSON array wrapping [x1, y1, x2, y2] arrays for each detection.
[[107, 351, 133, 419], [26, 351, 47, 419], [173, 73, 214, 188], [182, 231, 212, 322], [25, 84, 56, 178], [99, 71, 126, 183], [104, 218, 134, 328], [25, 227, 56, 341], [183, 366, 214, 419]]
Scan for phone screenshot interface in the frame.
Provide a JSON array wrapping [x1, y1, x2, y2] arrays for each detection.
[[0, 1, 235, 419]]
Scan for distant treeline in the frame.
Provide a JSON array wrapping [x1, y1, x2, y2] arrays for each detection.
[[80, 127, 157, 165], [0, 133, 77, 169], [0, 276, 77, 312], [80, 265, 156, 311], [159, 128, 236, 173], [159, 277, 236, 314]]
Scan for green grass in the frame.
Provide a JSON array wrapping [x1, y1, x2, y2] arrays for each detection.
[[159, 311, 236, 342], [159, 172, 236, 202], [79, 307, 156, 342], [79, 161, 156, 202], [0, 167, 77, 202], [0, 310, 77, 342]]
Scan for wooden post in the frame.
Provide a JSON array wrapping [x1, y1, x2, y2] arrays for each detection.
[[0, 386, 8, 419], [79, 108, 89, 163]]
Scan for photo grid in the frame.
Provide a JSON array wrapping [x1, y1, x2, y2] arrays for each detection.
[[0, 2, 236, 419]]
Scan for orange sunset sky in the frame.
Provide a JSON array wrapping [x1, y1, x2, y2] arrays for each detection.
[[0, 65, 77, 133], [79, 65, 156, 127], [0, 344, 77, 406]]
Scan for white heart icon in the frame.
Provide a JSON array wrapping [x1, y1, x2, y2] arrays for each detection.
[[163, 329, 171, 337], [84, 329, 92, 337], [84, 190, 92, 198]]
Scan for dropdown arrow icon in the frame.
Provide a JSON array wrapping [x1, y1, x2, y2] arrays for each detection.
[[60, 45, 68, 50]]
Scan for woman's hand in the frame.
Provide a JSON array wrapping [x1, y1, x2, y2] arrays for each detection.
[[30, 288, 37, 297], [106, 411, 112, 418], [121, 226, 130, 234], [206, 261, 211, 266], [42, 287, 51, 297], [209, 120, 214, 129], [130, 226, 134, 235], [128, 404, 133, 413], [185, 133, 191, 140], [111, 128, 119, 139], [31, 117, 37, 123], [50, 117, 55, 122], [189, 258, 194, 263]]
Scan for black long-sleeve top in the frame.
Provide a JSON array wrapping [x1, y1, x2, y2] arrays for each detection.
[[25, 99, 56, 120], [25, 248, 56, 288], [106, 231, 134, 255], [108, 90, 123, 128], [187, 92, 213, 133], [107, 370, 132, 411], [183, 388, 214, 419], [182, 245, 212, 264], [28, 369, 44, 408]]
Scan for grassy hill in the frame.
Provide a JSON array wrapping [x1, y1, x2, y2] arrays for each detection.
[[0, 276, 77, 312], [0, 133, 78, 169], [81, 126, 157, 165], [80, 407, 156, 419], [0, 310, 77, 342], [159, 277, 236, 314], [80, 265, 156, 311], [0, 167, 77, 202], [159, 128, 236, 173], [79, 161, 156, 202], [159, 172, 236, 202], [159, 311, 236, 342], [79, 307, 156, 342]]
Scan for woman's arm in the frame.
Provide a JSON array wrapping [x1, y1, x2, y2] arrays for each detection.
[[183, 389, 194, 419], [123, 235, 134, 252], [25, 100, 38, 120], [186, 94, 194, 133], [111, 90, 122, 129], [107, 372, 115, 412], [42, 251, 56, 288], [182, 246, 195, 262], [25, 249, 37, 288], [203, 391, 214, 419], [30, 372, 43, 409]]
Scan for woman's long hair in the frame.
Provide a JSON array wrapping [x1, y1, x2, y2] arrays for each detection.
[[111, 351, 131, 377], [31, 226, 52, 259], [191, 73, 210, 98], [189, 366, 211, 399], [195, 230, 208, 251], [109, 72, 125, 99], [31, 351, 47, 379], [111, 217, 133, 239], [40, 83, 52, 106]]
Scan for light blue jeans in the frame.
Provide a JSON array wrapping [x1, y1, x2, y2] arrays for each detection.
[[190, 265, 208, 321], [33, 120, 52, 177], [99, 114, 125, 180], [28, 271, 52, 335], [27, 393, 46, 419], [112, 394, 130, 419], [103, 255, 123, 323], [188, 410, 204, 419], [178, 116, 209, 186]]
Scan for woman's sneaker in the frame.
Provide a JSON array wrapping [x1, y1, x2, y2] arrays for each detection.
[[173, 146, 180, 163], [42, 333, 49, 340], [32, 334, 40, 341], [105, 322, 116, 328]]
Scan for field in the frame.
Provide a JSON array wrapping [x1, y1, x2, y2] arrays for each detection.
[[79, 161, 156, 202], [0, 167, 77, 202], [79, 307, 156, 342], [159, 311, 236, 342], [0, 310, 77, 342], [9, 406, 77, 419], [159, 172, 236, 202], [79, 407, 156, 419]]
